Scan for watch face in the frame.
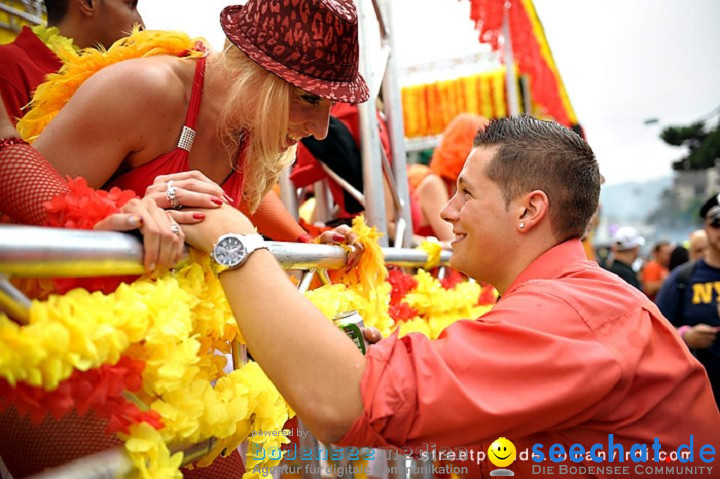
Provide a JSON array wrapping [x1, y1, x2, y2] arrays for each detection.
[[214, 235, 247, 267]]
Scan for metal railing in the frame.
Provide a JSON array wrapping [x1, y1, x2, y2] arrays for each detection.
[[0, 225, 450, 478]]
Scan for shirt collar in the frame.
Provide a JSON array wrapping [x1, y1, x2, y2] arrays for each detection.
[[504, 239, 588, 295]]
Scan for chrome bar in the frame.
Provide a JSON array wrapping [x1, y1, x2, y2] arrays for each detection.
[[0, 3, 44, 25], [278, 166, 299, 221], [320, 162, 366, 208], [0, 274, 32, 323], [0, 226, 449, 277], [26, 439, 216, 479], [0, 226, 145, 277]]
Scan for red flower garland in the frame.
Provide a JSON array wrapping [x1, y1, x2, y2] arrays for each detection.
[[43, 177, 141, 294], [0, 356, 162, 434]]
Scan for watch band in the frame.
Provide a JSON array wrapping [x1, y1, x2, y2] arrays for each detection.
[[211, 233, 268, 275]]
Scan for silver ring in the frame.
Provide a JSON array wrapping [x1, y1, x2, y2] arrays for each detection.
[[170, 223, 180, 236], [166, 180, 181, 209]]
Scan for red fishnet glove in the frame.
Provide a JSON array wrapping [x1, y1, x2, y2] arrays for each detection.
[[0, 140, 69, 225], [241, 190, 308, 242]]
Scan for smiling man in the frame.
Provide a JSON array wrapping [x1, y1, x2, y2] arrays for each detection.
[[182, 115, 720, 478]]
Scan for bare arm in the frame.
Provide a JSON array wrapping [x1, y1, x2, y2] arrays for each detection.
[[33, 59, 182, 188], [417, 174, 454, 242], [182, 205, 365, 443]]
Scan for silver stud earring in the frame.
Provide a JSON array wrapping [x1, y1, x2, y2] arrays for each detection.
[[519, 222, 526, 229]]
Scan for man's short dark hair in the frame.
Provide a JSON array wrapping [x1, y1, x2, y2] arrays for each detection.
[[474, 115, 601, 242], [44, 0, 69, 26]]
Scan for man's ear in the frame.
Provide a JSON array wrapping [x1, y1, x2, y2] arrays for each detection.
[[516, 190, 549, 232], [76, 0, 96, 17]]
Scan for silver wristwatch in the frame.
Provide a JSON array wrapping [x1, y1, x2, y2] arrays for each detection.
[[211, 233, 268, 272]]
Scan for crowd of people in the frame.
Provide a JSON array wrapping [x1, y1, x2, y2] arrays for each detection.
[[1, 0, 719, 478], [598, 213, 720, 411]]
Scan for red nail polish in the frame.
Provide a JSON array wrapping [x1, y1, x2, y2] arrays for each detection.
[[211, 197, 223, 206], [193, 213, 206, 220], [297, 234, 313, 243], [333, 233, 345, 242]]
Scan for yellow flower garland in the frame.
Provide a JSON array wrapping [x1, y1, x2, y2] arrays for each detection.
[[31, 25, 80, 61], [1, 218, 494, 478], [418, 240, 442, 270], [302, 219, 495, 342], [0, 251, 291, 479]]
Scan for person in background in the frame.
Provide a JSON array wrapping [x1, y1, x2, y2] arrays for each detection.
[[410, 113, 488, 244], [603, 226, 644, 291], [656, 193, 720, 410], [0, 0, 144, 123], [179, 115, 719, 477], [689, 228, 709, 261], [641, 240, 672, 301], [668, 244, 690, 271]]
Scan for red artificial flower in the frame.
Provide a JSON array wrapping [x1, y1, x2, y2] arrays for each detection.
[[42, 177, 140, 294], [387, 268, 417, 305], [389, 302, 419, 323], [0, 356, 163, 434], [478, 283, 497, 306], [44, 177, 137, 230]]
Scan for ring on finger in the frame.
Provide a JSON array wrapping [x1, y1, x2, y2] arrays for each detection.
[[170, 223, 180, 236], [166, 180, 182, 210]]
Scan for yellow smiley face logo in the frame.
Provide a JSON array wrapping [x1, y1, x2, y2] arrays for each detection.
[[488, 437, 517, 468]]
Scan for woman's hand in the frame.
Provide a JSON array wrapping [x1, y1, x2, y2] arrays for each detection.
[[94, 197, 184, 273], [144, 171, 232, 223], [315, 224, 363, 268]]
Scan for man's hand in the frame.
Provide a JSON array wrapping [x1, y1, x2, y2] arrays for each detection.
[[179, 204, 255, 254], [682, 324, 719, 349], [361, 326, 382, 345]]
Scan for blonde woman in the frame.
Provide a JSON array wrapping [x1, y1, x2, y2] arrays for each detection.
[[2, 0, 368, 476], [28, 0, 369, 242]]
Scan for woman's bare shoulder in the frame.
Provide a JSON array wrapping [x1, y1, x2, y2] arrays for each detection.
[[77, 55, 192, 113]]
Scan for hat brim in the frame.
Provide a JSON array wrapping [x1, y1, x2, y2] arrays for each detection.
[[221, 5, 369, 105]]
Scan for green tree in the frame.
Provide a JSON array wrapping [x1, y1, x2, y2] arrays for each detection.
[[661, 118, 720, 171]]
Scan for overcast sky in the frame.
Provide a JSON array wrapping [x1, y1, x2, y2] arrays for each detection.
[[140, 0, 720, 186]]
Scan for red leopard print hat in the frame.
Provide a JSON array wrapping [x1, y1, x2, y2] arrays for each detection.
[[220, 0, 370, 104]]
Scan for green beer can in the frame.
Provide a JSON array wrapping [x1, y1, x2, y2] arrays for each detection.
[[333, 310, 368, 355]]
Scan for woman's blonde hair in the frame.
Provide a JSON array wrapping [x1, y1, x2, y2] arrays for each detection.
[[214, 44, 296, 212]]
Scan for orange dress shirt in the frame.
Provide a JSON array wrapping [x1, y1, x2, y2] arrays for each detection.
[[339, 240, 719, 478]]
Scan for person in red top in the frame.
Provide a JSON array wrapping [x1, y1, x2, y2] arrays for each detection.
[[642, 240, 673, 301], [0, 0, 144, 123], [28, 0, 369, 243], [411, 113, 488, 244], [181, 115, 720, 478]]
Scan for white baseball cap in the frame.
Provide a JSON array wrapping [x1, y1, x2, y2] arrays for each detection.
[[613, 226, 645, 251]]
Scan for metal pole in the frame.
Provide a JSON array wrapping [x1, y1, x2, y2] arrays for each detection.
[[502, 3, 521, 116], [26, 439, 216, 479], [0, 226, 450, 277], [379, 0, 414, 248], [357, 0, 389, 246], [278, 166, 299, 221]]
